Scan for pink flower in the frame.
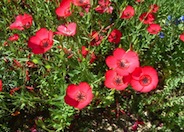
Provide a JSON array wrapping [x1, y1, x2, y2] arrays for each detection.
[[9, 13, 33, 30], [8, 34, 19, 41], [147, 24, 161, 34], [106, 48, 140, 76], [179, 33, 184, 42], [55, 22, 77, 36], [139, 12, 155, 24], [108, 29, 122, 44], [130, 66, 159, 93], [120, 5, 135, 19], [28, 28, 53, 54], [105, 70, 130, 90], [55, 0, 72, 18], [64, 82, 93, 109]]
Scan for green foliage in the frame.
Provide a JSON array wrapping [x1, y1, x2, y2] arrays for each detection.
[[0, 0, 184, 131]]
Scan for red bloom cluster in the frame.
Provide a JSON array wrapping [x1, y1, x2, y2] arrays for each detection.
[[105, 48, 158, 93], [5, 0, 166, 110], [64, 82, 93, 109], [139, 4, 161, 34]]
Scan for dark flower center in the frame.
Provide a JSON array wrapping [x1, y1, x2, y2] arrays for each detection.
[[76, 91, 86, 102], [126, 12, 130, 17], [117, 59, 129, 69], [64, 8, 71, 15], [25, 21, 31, 28], [41, 39, 50, 48], [113, 76, 123, 86], [111, 34, 117, 40], [79, 0, 85, 4], [139, 75, 152, 86]]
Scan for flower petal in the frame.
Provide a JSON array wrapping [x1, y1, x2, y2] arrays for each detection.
[[78, 82, 91, 93], [140, 84, 154, 93], [105, 56, 117, 69], [64, 95, 79, 107], [130, 79, 143, 92], [104, 70, 116, 89], [36, 28, 50, 40], [28, 36, 41, 49], [66, 84, 79, 98], [113, 48, 126, 59]]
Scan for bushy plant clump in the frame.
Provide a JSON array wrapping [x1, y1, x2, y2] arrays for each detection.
[[0, 0, 184, 131]]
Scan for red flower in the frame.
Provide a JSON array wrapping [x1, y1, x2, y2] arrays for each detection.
[[9, 13, 33, 30], [13, 59, 22, 68], [131, 120, 144, 131], [0, 80, 2, 92], [81, 46, 88, 57], [64, 82, 93, 109], [147, 24, 161, 34], [55, 0, 72, 18], [95, 0, 113, 14], [80, 46, 96, 63], [55, 22, 77, 36], [90, 31, 103, 46], [106, 48, 140, 76], [10, 87, 21, 95], [179, 33, 184, 42], [28, 28, 53, 54], [120, 5, 135, 19], [130, 66, 158, 93], [8, 34, 19, 41], [98, 0, 110, 6], [79, 4, 91, 16], [73, 0, 90, 6], [139, 12, 155, 24], [89, 52, 96, 64], [105, 70, 130, 90], [108, 29, 122, 44], [150, 4, 159, 13]]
